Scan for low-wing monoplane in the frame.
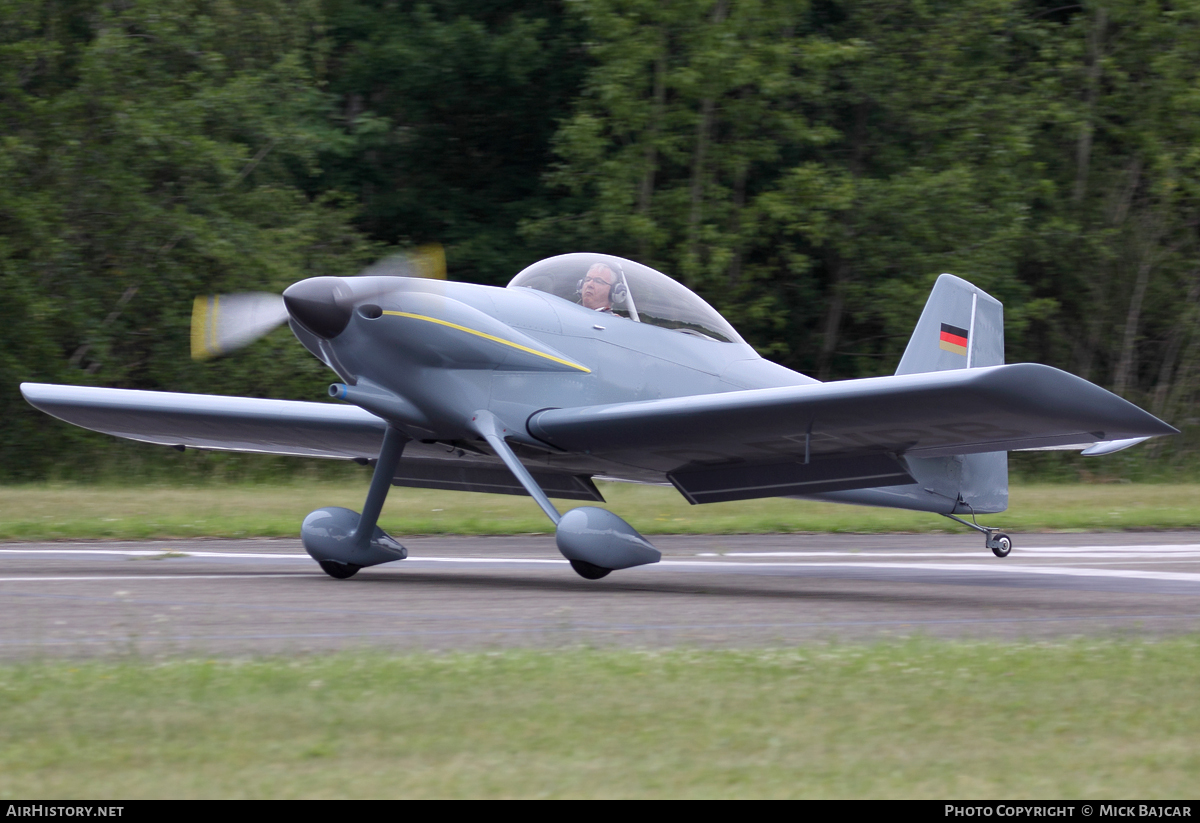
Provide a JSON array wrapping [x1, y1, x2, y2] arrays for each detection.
[[21, 253, 1177, 580]]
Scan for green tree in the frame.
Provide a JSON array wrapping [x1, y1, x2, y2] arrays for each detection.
[[317, 0, 587, 283], [534, 0, 1055, 378], [1015, 0, 1200, 428], [0, 0, 372, 478], [530, 0, 850, 366]]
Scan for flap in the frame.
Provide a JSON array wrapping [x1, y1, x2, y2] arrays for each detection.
[[669, 453, 915, 504]]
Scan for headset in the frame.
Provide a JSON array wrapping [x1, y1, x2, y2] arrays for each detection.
[[576, 263, 628, 306]]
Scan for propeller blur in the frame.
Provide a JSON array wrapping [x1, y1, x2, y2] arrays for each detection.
[[189, 244, 446, 360]]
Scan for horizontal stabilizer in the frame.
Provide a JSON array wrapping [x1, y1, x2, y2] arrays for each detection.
[[1015, 437, 1152, 456], [1081, 437, 1151, 456]]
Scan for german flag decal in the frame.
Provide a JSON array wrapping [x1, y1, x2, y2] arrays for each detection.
[[939, 323, 969, 355]]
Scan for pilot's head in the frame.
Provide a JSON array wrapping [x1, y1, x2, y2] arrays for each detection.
[[581, 263, 616, 311]]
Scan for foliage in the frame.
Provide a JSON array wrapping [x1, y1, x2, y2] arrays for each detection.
[[0, 0, 377, 478], [317, 0, 588, 283], [2, 0, 1198, 479]]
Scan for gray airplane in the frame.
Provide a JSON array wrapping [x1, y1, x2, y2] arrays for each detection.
[[20, 253, 1177, 580]]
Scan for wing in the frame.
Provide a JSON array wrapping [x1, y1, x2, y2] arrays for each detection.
[[19, 383, 605, 501], [527, 362, 1177, 473], [21, 382, 387, 459]]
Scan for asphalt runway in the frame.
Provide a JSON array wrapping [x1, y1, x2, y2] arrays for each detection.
[[2, 531, 1200, 658]]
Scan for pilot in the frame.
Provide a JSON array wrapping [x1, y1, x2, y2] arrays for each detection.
[[580, 263, 617, 312]]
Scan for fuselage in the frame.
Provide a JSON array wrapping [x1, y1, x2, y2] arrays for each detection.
[[282, 259, 1014, 513], [290, 272, 816, 481]]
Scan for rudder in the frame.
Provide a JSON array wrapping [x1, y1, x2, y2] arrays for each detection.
[[896, 273, 1004, 375], [897, 273, 1008, 514]]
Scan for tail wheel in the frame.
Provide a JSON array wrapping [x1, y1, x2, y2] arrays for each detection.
[[319, 560, 361, 579], [990, 534, 1012, 558]]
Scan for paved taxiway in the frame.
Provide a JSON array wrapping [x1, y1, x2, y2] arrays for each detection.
[[2, 532, 1200, 658]]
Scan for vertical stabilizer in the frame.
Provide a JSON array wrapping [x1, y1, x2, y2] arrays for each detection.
[[896, 274, 1008, 514], [896, 273, 1003, 375]]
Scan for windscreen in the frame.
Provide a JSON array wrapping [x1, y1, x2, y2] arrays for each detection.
[[507, 253, 742, 344]]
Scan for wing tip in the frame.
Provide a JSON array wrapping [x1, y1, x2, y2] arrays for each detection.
[[19, 381, 54, 408]]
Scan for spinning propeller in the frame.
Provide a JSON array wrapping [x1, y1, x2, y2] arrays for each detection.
[[190, 245, 445, 359]]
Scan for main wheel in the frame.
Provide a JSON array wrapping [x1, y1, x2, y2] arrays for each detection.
[[569, 559, 612, 580], [319, 560, 361, 579], [990, 533, 1012, 558]]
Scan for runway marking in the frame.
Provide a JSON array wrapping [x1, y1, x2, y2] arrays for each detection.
[[656, 560, 1200, 585], [0, 549, 560, 563], [7, 546, 1200, 562], [4, 547, 1200, 588], [701, 552, 1200, 560], [1013, 545, 1200, 553], [701, 545, 1200, 558], [2, 558, 1200, 586], [0, 574, 308, 582], [0, 549, 313, 560]]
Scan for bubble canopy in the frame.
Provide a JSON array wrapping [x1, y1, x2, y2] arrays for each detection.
[[507, 253, 743, 344]]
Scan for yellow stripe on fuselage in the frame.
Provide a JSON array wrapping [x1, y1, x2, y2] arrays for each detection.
[[381, 310, 590, 373]]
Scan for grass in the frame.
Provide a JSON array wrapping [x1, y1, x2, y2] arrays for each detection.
[[0, 481, 1198, 541], [3, 477, 1195, 797], [0, 639, 1197, 798]]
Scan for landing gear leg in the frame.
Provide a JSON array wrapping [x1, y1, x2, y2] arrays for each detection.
[[942, 513, 1013, 558], [469, 411, 659, 580], [303, 425, 409, 577]]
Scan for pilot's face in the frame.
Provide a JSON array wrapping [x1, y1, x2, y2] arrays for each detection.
[[581, 265, 615, 310]]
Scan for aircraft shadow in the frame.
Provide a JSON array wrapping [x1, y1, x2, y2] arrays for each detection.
[[343, 567, 1161, 611]]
